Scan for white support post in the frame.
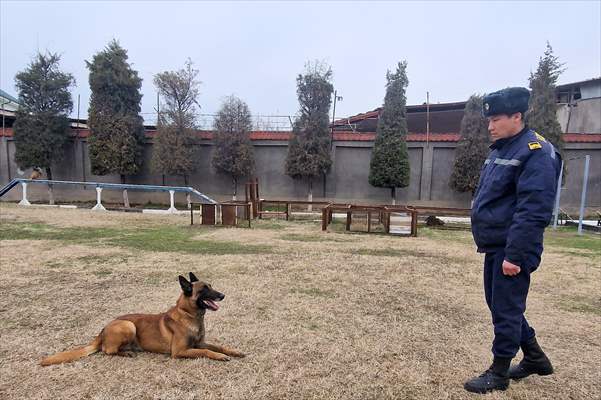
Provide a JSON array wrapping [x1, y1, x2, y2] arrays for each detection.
[[18, 182, 31, 206], [167, 190, 177, 213], [91, 187, 106, 211]]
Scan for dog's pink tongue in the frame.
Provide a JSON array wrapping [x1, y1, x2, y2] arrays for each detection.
[[205, 300, 219, 310]]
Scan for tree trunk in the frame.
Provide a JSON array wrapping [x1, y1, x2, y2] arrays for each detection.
[[391, 187, 396, 206], [46, 167, 54, 205], [184, 174, 189, 187], [162, 174, 165, 186], [121, 174, 130, 208], [308, 178, 313, 212], [232, 177, 237, 201]]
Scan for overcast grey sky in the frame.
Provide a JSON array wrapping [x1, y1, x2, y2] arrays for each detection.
[[1, 0, 600, 124]]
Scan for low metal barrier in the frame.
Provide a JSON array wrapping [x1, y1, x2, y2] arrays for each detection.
[[0, 178, 216, 212]]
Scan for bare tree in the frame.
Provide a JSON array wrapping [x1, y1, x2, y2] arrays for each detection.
[[152, 59, 201, 196]]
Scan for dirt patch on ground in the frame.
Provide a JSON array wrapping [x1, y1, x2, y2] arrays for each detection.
[[1, 203, 599, 399]]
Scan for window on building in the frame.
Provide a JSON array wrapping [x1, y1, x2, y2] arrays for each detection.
[[572, 87, 582, 101], [557, 91, 570, 103]]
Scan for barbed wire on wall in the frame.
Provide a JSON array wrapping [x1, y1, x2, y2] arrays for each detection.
[[139, 113, 295, 131]]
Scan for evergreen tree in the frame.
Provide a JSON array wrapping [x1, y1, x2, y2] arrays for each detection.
[[152, 59, 200, 187], [450, 95, 490, 195], [212, 95, 255, 200], [527, 42, 565, 152], [87, 40, 145, 208], [368, 61, 410, 204], [285, 61, 333, 203], [13, 52, 75, 204]]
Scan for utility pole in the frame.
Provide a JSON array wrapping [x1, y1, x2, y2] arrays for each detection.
[[325, 90, 343, 197], [76, 94, 80, 128], [155, 92, 160, 125], [426, 91, 430, 147], [2, 98, 12, 180], [2, 99, 6, 137], [330, 90, 343, 149]]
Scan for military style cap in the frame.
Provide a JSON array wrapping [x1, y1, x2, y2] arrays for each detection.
[[482, 87, 530, 117]]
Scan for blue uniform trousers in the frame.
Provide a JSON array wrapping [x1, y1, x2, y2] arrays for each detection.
[[484, 251, 536, 358]]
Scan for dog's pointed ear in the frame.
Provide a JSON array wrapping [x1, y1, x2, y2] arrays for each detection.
[[179, 275, 193, 297], [189, 272, 199, 283]]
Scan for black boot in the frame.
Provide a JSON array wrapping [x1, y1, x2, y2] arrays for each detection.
[[464, 357, 511, 394], [509, 337, 554, 380]]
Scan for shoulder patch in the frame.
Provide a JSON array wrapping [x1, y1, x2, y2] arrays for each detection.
[[528, 141, 542, 150], [534, 132, 546, 142]]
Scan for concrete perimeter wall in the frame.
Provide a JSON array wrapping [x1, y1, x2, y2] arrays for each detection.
[[1, 135, 599, 211]]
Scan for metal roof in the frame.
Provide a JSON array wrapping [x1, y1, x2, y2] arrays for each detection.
[[0, 89, 20, 105]]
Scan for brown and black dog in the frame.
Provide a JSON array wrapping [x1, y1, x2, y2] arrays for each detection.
[[40, 273, 245, 366], [29, 167, 42, 180]]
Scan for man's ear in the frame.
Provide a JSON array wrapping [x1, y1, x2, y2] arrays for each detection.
[[179, 275, 193, 297], [189, 272, 199, 283]]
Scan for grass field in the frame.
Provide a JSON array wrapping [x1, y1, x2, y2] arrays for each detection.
[[0, 203, 599, 400]]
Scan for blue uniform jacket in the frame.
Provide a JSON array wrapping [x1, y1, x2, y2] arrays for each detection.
[[471, 127, 562, 269]]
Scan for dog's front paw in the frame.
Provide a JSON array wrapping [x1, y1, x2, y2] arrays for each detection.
[[229, 351, 246, 358], [215, 354, 231, 362]]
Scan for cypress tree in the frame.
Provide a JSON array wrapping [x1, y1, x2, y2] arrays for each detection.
[[13, 52, 75, 204], [212, 95, 255, 200], [285, 61, 333, 203], [87, 40, 145, 208], [368, 61, 410, 204], [527, 42, 565, 153], [450, 94, 490, 195]]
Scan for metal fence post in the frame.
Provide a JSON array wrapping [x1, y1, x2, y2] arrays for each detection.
[[577, 155, 590, 235], [552, 159, 564, 229]]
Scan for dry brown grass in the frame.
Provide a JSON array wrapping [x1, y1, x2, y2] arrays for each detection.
[[0, 203, 599, 400]]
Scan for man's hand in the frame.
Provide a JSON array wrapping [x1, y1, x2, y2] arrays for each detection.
[[502, 260, 521, 276]]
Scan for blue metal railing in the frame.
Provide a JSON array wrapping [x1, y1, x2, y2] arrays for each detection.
[[0, 179, 19, 198], [0, 178, 216, 205]]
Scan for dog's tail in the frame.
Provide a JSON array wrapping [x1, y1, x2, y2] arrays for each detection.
[[40, 334, 102, 366]]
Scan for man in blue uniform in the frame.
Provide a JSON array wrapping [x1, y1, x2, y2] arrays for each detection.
[[464, 87, 561, 394]]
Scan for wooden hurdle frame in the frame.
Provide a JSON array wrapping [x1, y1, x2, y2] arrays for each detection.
[[321, 203, 418, 236], [190, 201, 252, 228]]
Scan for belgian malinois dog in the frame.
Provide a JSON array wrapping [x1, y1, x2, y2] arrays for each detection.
[[29, 167, 42, 180], [40, 273, 245, 366]]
